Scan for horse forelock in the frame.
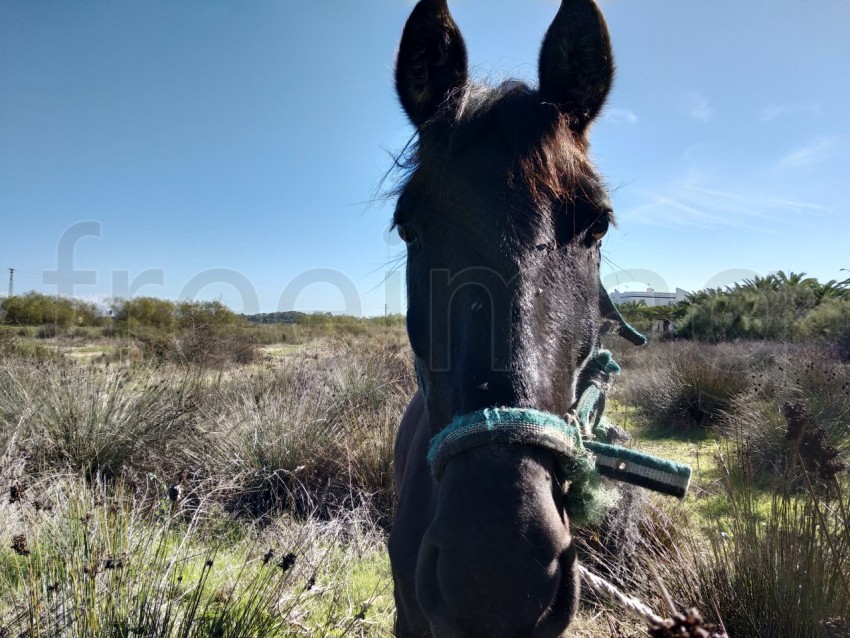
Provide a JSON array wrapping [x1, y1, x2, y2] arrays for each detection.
[[392, 81, 603, 213]]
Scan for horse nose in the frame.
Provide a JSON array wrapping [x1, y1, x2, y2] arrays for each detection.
[[415, 532, 511, 637], [414, 539, 457, 635], [534, 544, 581, 638], [414, 525, 577, 638]]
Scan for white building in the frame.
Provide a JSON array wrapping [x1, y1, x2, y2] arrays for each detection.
[[609, 287, 689, 308]]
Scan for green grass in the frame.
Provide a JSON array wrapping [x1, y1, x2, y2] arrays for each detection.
[[0, 330, 409, 636], [666, 468, 850, 638], [2, 327, 849, 636], [0, 477, 394, 637]]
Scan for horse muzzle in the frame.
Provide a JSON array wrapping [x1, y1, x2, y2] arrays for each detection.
[[416, 442, 580, 638]]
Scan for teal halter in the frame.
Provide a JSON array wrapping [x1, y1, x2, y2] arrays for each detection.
[[428, 404, 691, 500], [427, 355, 691, 499], [420, 284, 691, 521], [425, 350, 691, 522]]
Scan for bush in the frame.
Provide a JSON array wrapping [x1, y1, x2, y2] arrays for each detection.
[[131, 325, 178, 362], [1, 292, 103, 327], [677, 273, 829, 342], [0, 329, 415, 522], [676, 293, 749, 342], [35, 323, 59, 339], [662, 465, 850, 638], [111, 298, 240, 334], [0, 360, 205, 478], [0, 330, 53, 361], [614, 340, 754, 432], [719, 346, 850, 481], [195, 338, 414, 520], [112, 296, 176, 331], [175, 300, 239, 330], [124, 324, 257, 367], [173, 325, 257, 366], [796, 298, 850, 360]]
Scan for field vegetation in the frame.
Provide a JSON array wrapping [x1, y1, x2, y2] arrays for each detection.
[[1, 279, 849, 636]]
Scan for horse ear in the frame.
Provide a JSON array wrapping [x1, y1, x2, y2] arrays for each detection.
[[396, 0, 469, 128], [538, 0, 614, 134]]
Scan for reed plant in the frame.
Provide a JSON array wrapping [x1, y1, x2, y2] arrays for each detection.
[[0, 476, 394, 637]]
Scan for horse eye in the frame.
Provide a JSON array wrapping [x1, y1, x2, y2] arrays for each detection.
[[397, 224, 419, 245], [589, 217, 610, 242]]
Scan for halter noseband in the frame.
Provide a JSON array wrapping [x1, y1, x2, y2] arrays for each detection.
[[427, 405, 691, 500]]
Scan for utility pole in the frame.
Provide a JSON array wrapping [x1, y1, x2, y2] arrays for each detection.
[[7, 268, 13, 297]]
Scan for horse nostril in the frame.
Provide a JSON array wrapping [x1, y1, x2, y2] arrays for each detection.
[[532, 545, 580, 638], [415, 541, 459, 636], [415, 542, 442, 616]]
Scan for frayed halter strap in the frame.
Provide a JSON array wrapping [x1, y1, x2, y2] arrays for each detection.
[[428, 405, 691, 499]]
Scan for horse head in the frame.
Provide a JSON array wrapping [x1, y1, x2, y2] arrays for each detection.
[[390, 1, 616, 635]]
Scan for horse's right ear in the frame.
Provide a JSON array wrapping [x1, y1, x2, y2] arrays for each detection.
[[395, 0, 468, 128]]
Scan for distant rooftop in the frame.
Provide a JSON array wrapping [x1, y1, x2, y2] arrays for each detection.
[[610, 287, 689, 308]]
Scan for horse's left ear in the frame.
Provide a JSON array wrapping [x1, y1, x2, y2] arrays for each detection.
[[396, 0, 469, 128], [538, 0, 614, 134]]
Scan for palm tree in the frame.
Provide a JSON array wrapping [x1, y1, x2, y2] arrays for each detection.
[[735, 274, 780, 292], [616, 300, 647, 323], [814, 279, 849, 301], [774, 271, 817, 288]]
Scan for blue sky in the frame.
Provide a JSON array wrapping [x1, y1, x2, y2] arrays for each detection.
[[1, 0, 848, 315]]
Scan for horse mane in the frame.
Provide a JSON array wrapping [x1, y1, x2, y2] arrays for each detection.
[[392, 80, 602, 207]]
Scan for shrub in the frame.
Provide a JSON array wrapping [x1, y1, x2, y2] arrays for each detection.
[[0, 329, 414, 523], [0, 331, 49, 363], [112, 298, 240, 333], [173, 325, 257, 366], [662, 465, 850, 638], [677, 293, 749, 342], [717, 345, 850, 482], [1, 292, 103, 327], [614, 340, 754, 432], [196, 338, 414, 521], [112, 296, 176, 331], [175, 300, 239, 330], [796, 298, 850, 360], [131, 325, 178, 362], [0, 360, 205, 478], [35, 323, 59, 339], [125, 324, 258, 367], [677, 273, 825, 342]]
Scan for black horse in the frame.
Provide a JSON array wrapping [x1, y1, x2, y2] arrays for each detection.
[[389, 1, 620, 635]]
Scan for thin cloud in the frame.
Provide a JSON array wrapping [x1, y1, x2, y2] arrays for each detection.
[[759, 102, 822, 124], [620, 172, 833, 231], [603, 107, 638, 125], [692, 187, 833, 215], [777, 137, 837, 170], [686, 92, 714, 122]]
